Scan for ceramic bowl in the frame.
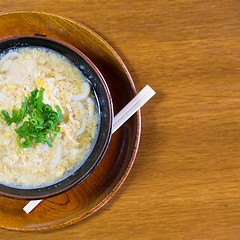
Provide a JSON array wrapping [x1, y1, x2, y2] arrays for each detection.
[[0, 34, 113, 200]]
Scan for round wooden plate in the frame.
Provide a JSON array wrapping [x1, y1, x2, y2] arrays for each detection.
[[0, 11, 141, 231]]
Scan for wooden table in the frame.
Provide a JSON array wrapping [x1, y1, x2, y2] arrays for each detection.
[[2, 0, 240, 239]]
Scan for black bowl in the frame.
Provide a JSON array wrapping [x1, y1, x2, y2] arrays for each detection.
[[0, 35, 113, 200]]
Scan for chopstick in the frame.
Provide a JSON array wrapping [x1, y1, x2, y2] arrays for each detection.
[[23, 199, 42, 213], [112, 85, 155, 133], [23, 85, 156, 214]]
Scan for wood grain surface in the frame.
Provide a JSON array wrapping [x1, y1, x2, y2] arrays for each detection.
[[1, 0, 240, 239]]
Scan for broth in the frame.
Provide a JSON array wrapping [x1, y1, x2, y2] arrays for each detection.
[[0, 47, 99, 187]]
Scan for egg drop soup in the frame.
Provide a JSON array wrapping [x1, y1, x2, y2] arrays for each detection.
[[0, 47, 99, 188]]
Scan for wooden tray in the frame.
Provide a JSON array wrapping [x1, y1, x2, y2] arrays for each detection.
[[0, 11, 140, 231]]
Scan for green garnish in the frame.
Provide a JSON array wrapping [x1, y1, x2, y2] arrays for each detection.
[[1, 88, 63, 150]]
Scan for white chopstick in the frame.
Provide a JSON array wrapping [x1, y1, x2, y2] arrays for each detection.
[[112, 85, 155, 133], [23, 85, 155, 214], [23, 199, 42, 214]]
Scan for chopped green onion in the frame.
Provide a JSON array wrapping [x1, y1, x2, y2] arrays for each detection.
[[0, 88, 63, 150], [55, 105, 63, 122]]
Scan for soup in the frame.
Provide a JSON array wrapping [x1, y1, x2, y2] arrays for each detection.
[[0, 47, 99, 187]]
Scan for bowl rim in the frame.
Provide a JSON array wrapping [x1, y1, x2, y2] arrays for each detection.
[[0, 34, 113, 200]]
